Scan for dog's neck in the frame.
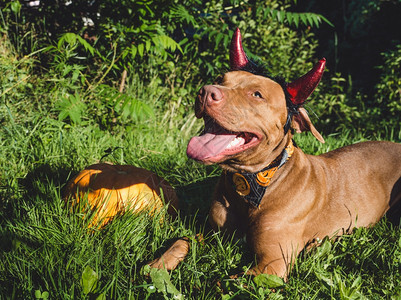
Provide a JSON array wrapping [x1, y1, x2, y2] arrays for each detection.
[[227, 139, 295, 207]]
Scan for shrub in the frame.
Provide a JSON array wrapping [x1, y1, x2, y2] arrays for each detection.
[[0, 0, 331, 130], [236, 2, 319, 80], [372, 44, 401, 131]]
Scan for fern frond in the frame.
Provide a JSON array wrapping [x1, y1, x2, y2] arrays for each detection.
[[261, 8, 333, 28], [169, 5, 198, 27]]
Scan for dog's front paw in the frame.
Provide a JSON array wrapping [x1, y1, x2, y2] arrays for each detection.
[[148, 238, 190, 271]]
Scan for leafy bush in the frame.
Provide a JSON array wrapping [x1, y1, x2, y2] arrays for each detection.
[[0, 0, 333, 132], [372, 44, 401, 130], [309, 44, 401, 136], [236, 2, 319, 80], [0, 33, 37, 126]]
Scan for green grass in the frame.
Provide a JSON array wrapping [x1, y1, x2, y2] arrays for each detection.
[[2, 109, 401, 299], [1, 40, 401, 299]]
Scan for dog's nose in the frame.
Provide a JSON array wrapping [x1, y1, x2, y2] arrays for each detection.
[[200, 85, 224, 103], [195, 85, 224, 118]]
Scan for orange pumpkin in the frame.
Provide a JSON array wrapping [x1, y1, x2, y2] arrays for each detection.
[[64, 163, 179, 228]]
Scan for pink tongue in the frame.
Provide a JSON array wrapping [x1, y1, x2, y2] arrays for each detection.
[[187, 133, 237, 161]]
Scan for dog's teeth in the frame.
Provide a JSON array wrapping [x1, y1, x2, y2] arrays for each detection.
[[227, 136, 245, 149]]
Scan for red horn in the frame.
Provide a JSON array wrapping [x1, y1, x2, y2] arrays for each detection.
[[286, 58, 326, 105], [230, 28, 249, 70]]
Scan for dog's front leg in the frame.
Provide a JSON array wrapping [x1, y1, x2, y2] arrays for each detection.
[[247, 229, 303, 279], [209, 198, 241, 235], [148, 237, 190, 271], [208, 180, 248, 236], [247, 254, 289, 279]]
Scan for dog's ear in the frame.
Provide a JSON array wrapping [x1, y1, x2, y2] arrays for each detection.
[[292, 107, 325, 143]]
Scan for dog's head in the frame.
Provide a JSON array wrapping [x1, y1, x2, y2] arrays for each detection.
[[187, 28, 325, 173]]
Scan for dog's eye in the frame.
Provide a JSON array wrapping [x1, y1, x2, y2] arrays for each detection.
[[252, 91, 263, 98]]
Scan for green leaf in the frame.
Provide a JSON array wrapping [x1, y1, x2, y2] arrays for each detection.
[[292, 13, 300, 27], [149, 268, 183, 299], [137, 43, 144, 57], [313, 15, 321, 28], [145, 39, 151, 52], [300, 13, 307, 26], [76, 35, 95, 55], [96, 292, 106, 300], [306, 13, 316, 27], [215, 33, 224, 49], [56, 32, 94, 56], [130, 45, 137, 59], [34, 290, 49, 299], [318, 239, 332, 257], [256, 6, 263, 16], [253, 274, 285, 289], [271, 9, 278, 20], [170, 4, 197, 26], [10, 1, 21, 15], [277, 11, 285, 23], [208, 30, 218, 40], [57, 92, 86, 125], [320, 15, 334, 27], [158, 34, 182, 53], [263, 7, 271, 19], [286, 12, 293, 26], [114, 93, 154, 122], [223, 35, 229, 48], [81, 265, 99, 295], [64, 33, 78, 45]]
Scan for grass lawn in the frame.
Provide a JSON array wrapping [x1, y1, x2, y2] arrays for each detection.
[[1, 105, 401, 299]]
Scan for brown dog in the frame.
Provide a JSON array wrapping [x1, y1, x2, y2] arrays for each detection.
[[150, 29, 401, 278]]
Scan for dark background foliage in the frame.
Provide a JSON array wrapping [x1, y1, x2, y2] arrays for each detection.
[[295, 0, 401, 134], [296, 0, 401, 94], [1, 0, 401, 134]]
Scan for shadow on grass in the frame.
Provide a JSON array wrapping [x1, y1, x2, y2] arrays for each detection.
[[146, 175, 219, 257], [0, 163, 75, 252], [20, 163, 76, 199], [176, 176, 218, 220]]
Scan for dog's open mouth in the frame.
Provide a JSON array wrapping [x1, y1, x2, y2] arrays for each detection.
[[187, 117, 260, 162]]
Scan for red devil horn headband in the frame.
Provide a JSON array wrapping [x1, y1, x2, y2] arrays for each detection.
[[286, 58, 326, 105], [229, 28, 326, 105], [230, 28, 249, 70]]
